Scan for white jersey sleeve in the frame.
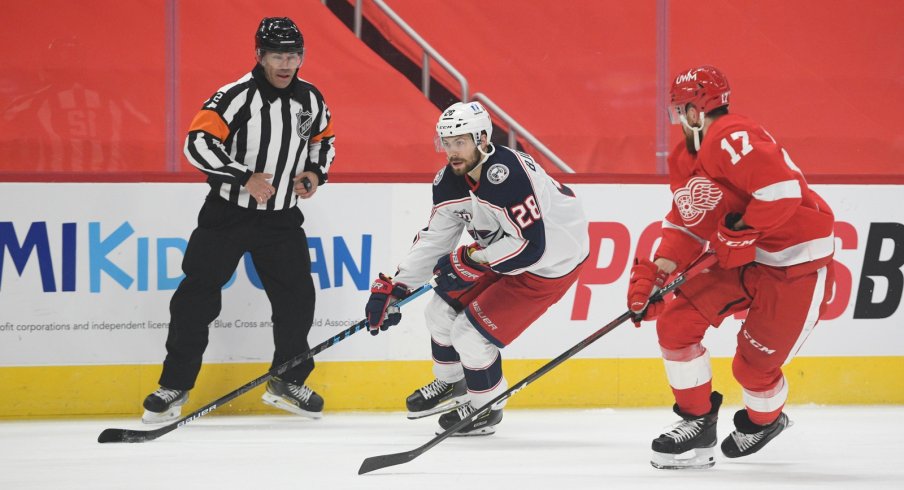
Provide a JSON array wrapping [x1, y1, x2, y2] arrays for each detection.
[[392, 168, 468, 287]]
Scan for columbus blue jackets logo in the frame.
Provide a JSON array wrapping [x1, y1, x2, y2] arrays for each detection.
[[487, 164, 509, 184], [468, 227, 504, 245], [673, 176, 723, 227], [296, 109, 313, 139]]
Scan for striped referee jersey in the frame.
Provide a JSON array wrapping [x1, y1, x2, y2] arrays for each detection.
[[184, 64, 335, 210]]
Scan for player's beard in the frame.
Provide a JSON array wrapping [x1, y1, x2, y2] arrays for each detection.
[[448, 148, 482, 176]]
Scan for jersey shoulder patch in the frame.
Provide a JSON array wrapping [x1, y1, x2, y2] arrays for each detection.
[[486, 163, 510, 184], [476, 147, 534, 206], [432, 164, 469, 205]]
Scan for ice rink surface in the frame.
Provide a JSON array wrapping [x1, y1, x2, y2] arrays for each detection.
[[1, 405, 901, 489]]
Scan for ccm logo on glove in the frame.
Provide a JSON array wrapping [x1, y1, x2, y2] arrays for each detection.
[[712, 213, 760, 269], [716, 233, 757, 248]]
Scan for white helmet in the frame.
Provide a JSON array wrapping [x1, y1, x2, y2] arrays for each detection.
[[436, 101, 492, 147]]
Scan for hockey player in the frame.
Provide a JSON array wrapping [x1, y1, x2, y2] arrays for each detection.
[[364, 101, 589, 436], [628, 65, 835, 468]]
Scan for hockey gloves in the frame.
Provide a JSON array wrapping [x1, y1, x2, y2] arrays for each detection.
[[713, 213, 760, 269], [627, 257, 669, 327], [433, 244, 489, 294], [365, 273, 411, 335]]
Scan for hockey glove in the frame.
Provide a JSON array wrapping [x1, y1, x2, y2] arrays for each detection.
[[627, 257, 669, 327], [365, 273, 411, 335], [713, 213, 760, 269], [433, 244, 489, 294]]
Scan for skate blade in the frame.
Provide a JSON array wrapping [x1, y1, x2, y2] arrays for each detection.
[[261, 392, 323, 420], [438, 425, 496, 437], [650, 447, 715, 470], [141, 407, 181, 425], [406, 395, 468, 420]]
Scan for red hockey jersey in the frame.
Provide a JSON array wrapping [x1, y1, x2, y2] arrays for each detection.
[[655, 114, 834, 275]]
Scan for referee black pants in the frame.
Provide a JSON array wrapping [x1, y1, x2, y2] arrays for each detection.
[[159, 195, 316, 390]]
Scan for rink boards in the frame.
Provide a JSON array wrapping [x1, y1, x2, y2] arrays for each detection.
[[1, 183, 902, 417]]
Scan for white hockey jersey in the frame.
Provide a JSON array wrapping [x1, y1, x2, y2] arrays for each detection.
[[393, 145, 589, 287]]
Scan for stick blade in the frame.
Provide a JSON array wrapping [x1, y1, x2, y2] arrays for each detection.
[[358, 451, 420, 475], [97, 428, 157, 444]]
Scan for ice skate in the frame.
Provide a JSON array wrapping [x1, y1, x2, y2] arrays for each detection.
[[142, 387, 189, 424], [406, 378, 468, 419], [650, 391, 722, 470], [262, 376, 324, 419], [721, 409, 791, 458], [436, 402, 503, 436]]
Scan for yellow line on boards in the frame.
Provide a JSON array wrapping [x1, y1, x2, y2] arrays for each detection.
[[1, 357, 901, 419]]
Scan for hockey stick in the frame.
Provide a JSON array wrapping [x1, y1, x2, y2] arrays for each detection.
[[358, 251, 717, 474], [98, 280, 435, 444]]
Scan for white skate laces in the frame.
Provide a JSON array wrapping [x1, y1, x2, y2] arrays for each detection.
[[729, 431, 763, 452], [141, 387, 188, 425], [453, 402, 476, 419], [720, 412, 792, 458], [664, 418, 705, 442], [419, 379, 450, 400], [288, 383, 314, 403], [152, 388, 183, 403]]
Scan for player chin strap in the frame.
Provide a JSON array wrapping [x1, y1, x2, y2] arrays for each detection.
[[679, 112, 705, 151], [464, 142, 496, 178], [476, 141, 496, 161], [358, 251, 719, 475]]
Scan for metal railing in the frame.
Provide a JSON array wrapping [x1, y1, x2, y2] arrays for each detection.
[[350, 0, 574, 173], [360, 0, 468, 102], [472, 93, 574, 173]]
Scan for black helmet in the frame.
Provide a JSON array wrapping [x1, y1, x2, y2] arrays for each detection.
[[255, 17, 304, 53]]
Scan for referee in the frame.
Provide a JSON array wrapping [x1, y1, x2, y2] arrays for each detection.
[[141, 17, 334, 423]]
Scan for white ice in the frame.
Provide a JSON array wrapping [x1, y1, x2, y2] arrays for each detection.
[[1, 405, 902, 489]]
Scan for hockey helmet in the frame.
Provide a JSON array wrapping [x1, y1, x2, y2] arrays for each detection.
[[668, 65, 730, 124], [255, 17, 305, 54], [435, 101, 493, 148]]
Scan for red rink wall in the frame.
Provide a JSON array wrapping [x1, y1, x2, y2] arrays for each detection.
[[1, 0, 902, 177]]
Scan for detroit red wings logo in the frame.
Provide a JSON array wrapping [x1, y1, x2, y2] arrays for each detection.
[[673, 177, 723, 227]]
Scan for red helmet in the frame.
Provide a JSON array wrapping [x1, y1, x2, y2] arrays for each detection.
[[668, 65, 730, 124]]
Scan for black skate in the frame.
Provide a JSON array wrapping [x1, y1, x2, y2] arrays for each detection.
[[262, 376, 324, 419], [721, 409, 791, 458], [650, 391, 723, 470], [142, 387, 189, 424], [406, 378, 468, 419], [436, 402, 503, 436]]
